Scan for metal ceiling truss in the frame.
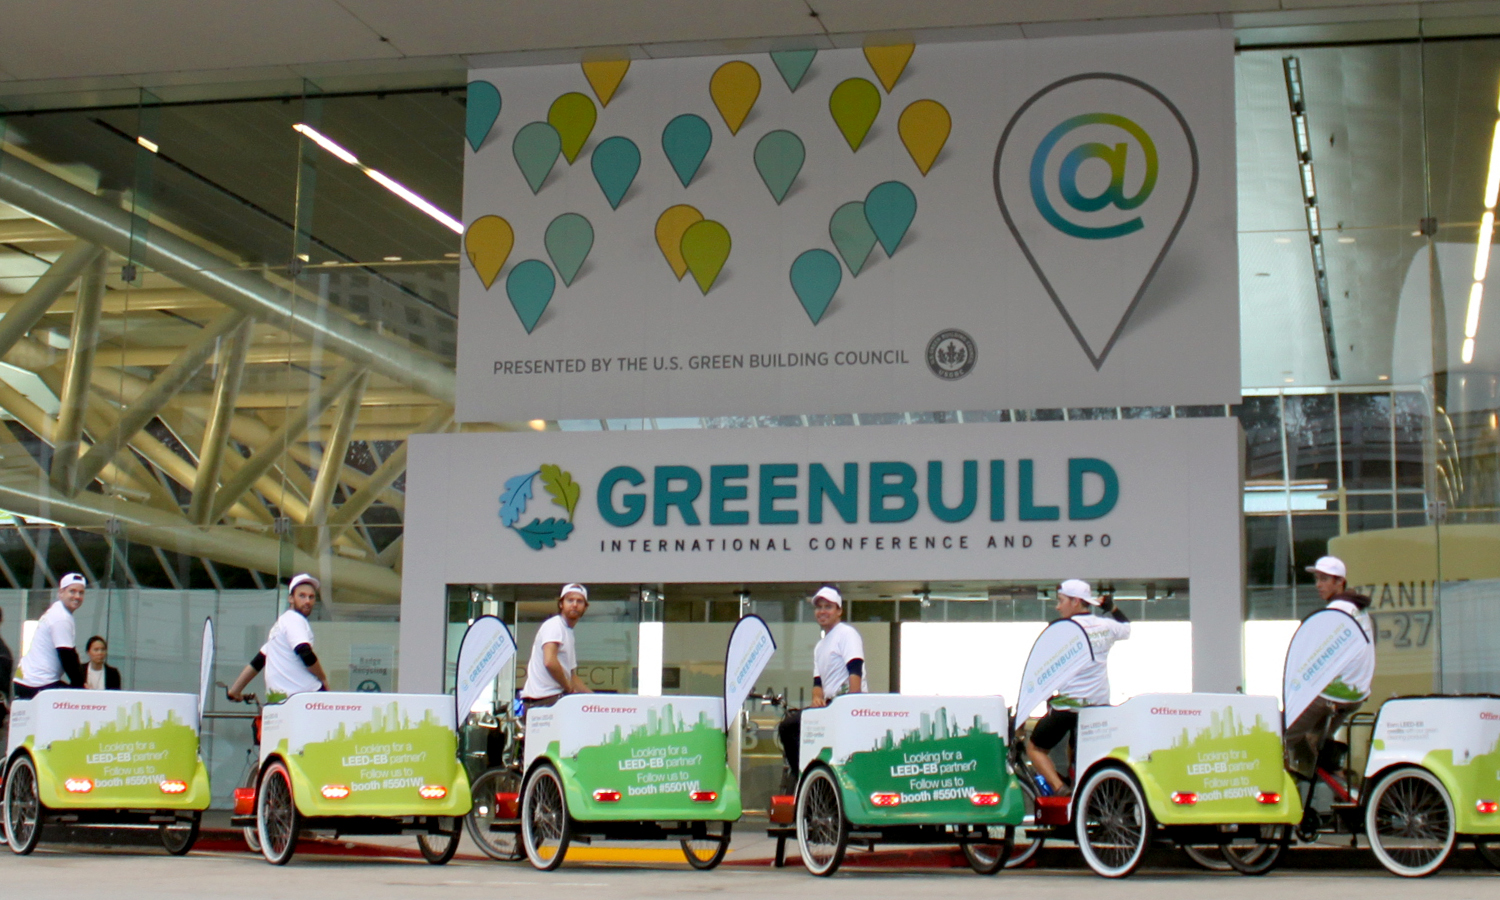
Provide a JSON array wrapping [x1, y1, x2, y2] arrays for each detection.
[[0, 145, 507, 602]]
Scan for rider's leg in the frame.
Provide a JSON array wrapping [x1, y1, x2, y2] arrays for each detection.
[[1283, 697, 1338, 781], [1026, 709, 1078, 794], [777, 708, 802, 792]]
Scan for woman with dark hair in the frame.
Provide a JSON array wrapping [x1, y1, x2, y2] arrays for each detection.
[[84, 635, 122, 690]]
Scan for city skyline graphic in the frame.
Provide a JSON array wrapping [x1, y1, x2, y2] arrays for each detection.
[[1165, 707, 1275, 751], [867, 707, 997, 753], [316, 702, 446, 744], [598, 703, 718, 747], [66, 702, 190, 741]]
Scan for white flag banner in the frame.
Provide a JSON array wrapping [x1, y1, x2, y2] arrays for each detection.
[[1282, 608, 1370, 726], [1013, 618, 1093, 731], [198, 617, 215, 728], [723, 614, 777, 728], [455, 615, 518, 722]]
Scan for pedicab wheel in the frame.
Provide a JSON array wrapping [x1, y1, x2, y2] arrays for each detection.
[[961, 826, 1015, 875], [160, 810, 201, 856], [465, 767, 524, 860], [256, 759, 301, 865], [3, 754, 44, 855], [1004, 784, 1045, 869], [521, 763, 571, 871], [1220, 824, 1289, 876], [681, 820, 732, 869], [796, 766, 848, 877], [1475, 839, 1500, 871], [418, 823, 462, 865], [1177, 845, 1232, 871], [1076, 767, 1152, 878], [1365, 767, 1455, 878]]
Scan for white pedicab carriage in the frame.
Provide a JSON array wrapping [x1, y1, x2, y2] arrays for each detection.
[[1009, 620, 1304, 877], [788, 693, 1027, 876], [233, 615, 519, 865], [3, 620, 216, 855], [514, 615, 778, 870]]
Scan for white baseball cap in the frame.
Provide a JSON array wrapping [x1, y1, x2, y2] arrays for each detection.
[[1059, 579, 1101, 605], [559, 583, 589, 601], [59, 573, 87, 590], [811, 586, 843, 608], [1306, 556, 1347, 580], [288, 573, 321, 594]]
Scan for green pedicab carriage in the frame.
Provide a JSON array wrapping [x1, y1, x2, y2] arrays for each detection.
[[790, 693, 1027, 876], [514, 614, 778, 871], [2, 619, 216, 855], [1009, 619, 1304, 877]]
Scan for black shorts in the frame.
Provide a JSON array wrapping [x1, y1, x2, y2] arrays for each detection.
[[1029, 708, 1079, 751]]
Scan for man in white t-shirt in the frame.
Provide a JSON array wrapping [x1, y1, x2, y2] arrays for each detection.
[[521, 583, 593, 708], [14, 573, 88, 699], [1025, 579, 1131, 796], [1284, 555, 1375, 781], [227, 573, 329, 704], [777, 586, 867, 780]]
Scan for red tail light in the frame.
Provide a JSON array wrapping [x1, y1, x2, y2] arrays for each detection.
[[970, 792, 1001, 806], [870, 792, 902, 807], [690, 791, 718, 803], [418, 785, 448, 800], [65, 777, 94, 794], [233, 787, 256, 815], [1171, 792, 1198, 805], [593, 789, 622, 802], [159, 780, 189, 794], [321, 784, 351, 799], [1478, 800, 1499, 814], [1256, 792, 1282, 805]]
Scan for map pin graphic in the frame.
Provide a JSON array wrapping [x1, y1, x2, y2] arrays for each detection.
[[680, 220, 731, 294], [829, 79, 880, 152], [464, 215, 513, 289], [662, 114, 712, 188], [754, 130, 804, 205], [581, 59, 630, 107], [710, 61, 761, 135], [655, 205, 703, 280], [512, 122, 561, 194], [863, 43, 914, 93], [506, 260, 556, 334], [994, 74, 1198, 369], [466, 81, 502, 152], [864, 181, 917, 256], [548, 92, 597, 164], [828, 201, 877, 276], [770, 49, 817, 92], [545, 213, 594, 286], [790, 249, 842, 325], [899, 99, 951, 176], [591, 136, 640, 209]]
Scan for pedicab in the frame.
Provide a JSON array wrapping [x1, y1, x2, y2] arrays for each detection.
[[2, 620, 216, 856], [1007, 619, 1305, 878], [786, 691, 1027, 876], [232, 615, 517, 865], [514, 614, 778, 871]]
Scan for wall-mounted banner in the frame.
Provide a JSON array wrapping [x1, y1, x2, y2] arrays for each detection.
[[458, 30, 1235, 421], [404, 417, 1238, 587]]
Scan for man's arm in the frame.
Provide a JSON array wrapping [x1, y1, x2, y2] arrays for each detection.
[[57, 646, 85, 687], [811, 678, 826, 708], [227, 653, 265, 701], [294, 643, 329, 690], [541, 642, 581, 694], [845, 658, 864, 695]]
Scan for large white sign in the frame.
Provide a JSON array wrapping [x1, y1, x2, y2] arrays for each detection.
[[403, 418, 1237, 585], [458, 30, 1236, 421]]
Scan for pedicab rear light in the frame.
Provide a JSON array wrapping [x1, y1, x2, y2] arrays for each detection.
[[1256, 792, 1282, 805], [1478, 800, 1500, 814], [321, 784, 351, 799], [493, 791, 520, 819], [65, 777, 94, 793], [691, 791, 718, 803], [233, 787, 256, 815], [593, 789, 622, 802], [870, 792, 902, 807], [970, 792, 1002, 806], [418, 785, 448, 800], [159, 779, 189, 794], [1171, 792, 1198, 805]]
